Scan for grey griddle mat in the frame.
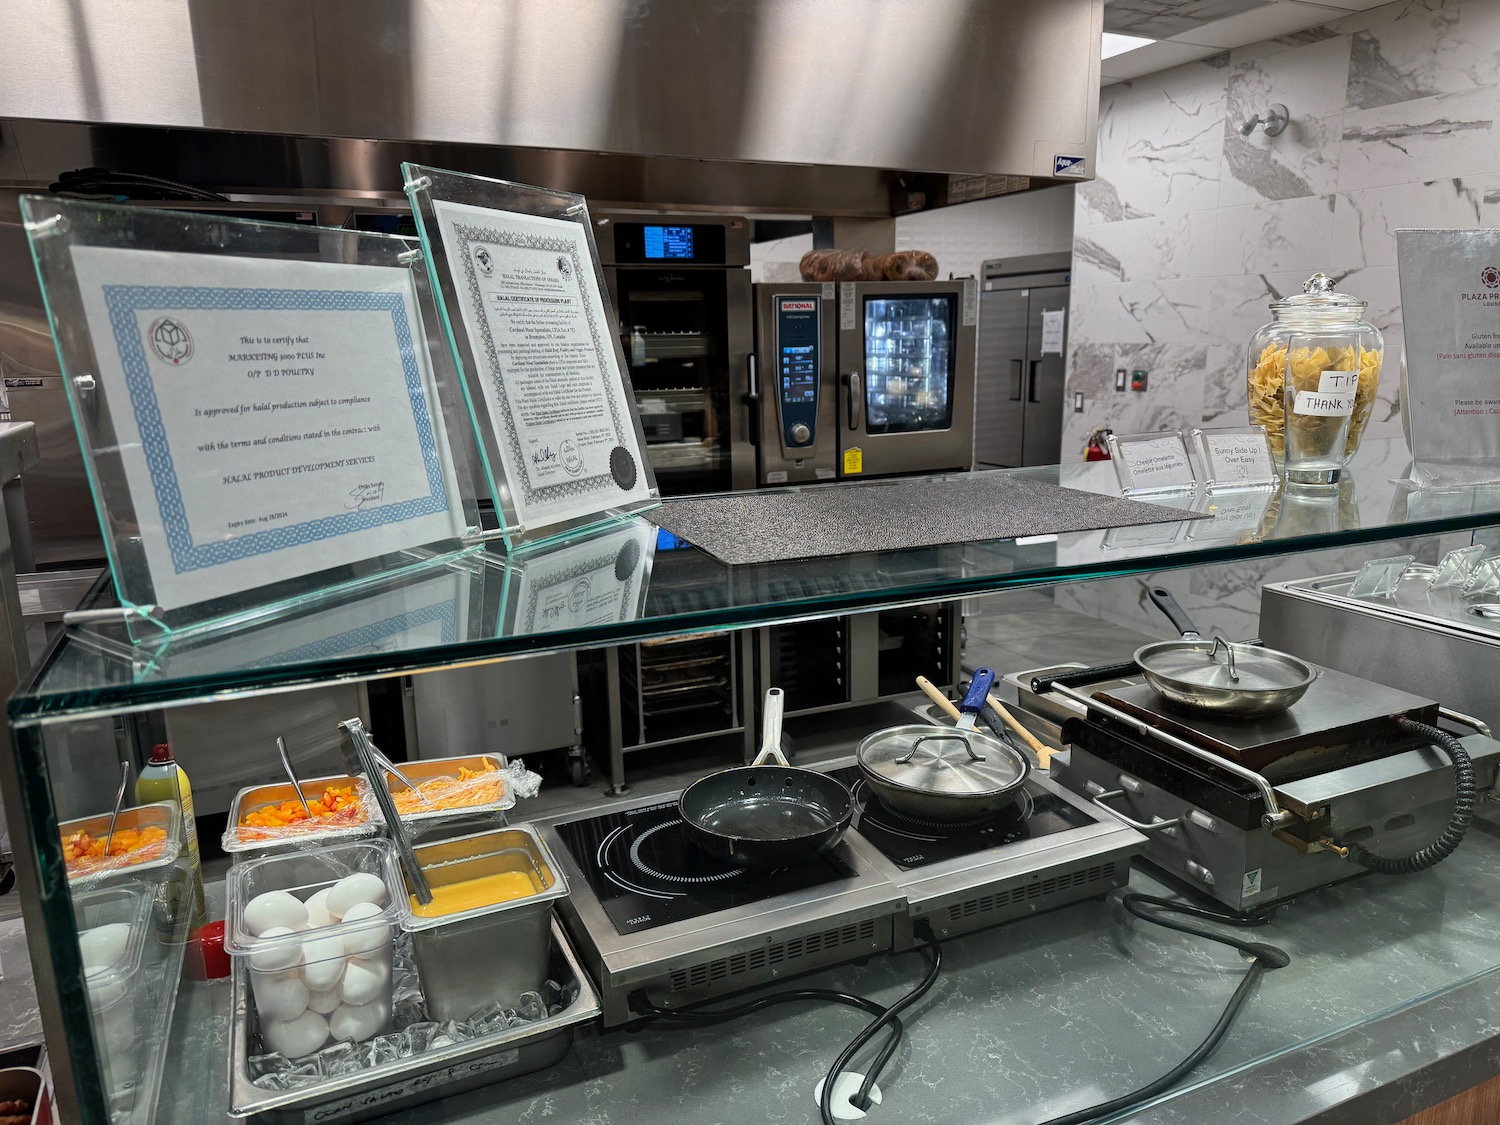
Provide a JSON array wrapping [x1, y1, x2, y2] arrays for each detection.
[[651, 475, 1205, 566]]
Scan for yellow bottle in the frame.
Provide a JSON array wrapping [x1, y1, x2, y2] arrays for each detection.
[[135, 744, 207, 933]]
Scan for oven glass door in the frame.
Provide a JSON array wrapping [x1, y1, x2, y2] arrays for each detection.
[[613, 269, 732, 495], [862, 294, 956, 435]]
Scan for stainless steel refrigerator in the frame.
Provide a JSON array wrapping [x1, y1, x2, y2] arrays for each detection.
[[974, 253, 1070, 468]]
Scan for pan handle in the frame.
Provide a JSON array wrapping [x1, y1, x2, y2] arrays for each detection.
[[751, 688, 791, 768], [1031, 661, 1140, 694], [1148, 586, 1201, 639]]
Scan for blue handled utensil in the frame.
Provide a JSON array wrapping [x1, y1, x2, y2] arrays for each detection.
[[955, 668, 996, 733]]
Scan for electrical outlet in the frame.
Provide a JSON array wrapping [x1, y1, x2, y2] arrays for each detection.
[[1131, 369, 1148, 392], [1115, 368, 1127, 392], [1073, 392, 1085, 413]]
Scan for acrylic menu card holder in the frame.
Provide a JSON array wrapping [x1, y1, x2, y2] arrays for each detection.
[[403, 164, 659, 549], [21, 197, 483, 647], [1105, 430, 1197, 496]]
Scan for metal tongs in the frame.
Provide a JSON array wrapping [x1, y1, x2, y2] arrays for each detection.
[[103, 760, 131, 858], [338, 718, 432, 905]]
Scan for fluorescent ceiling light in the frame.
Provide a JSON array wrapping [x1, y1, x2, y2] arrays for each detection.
[[1102, 31, 1156, 58]]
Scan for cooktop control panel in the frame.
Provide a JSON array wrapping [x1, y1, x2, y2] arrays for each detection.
[[775, 295, 821, 451]]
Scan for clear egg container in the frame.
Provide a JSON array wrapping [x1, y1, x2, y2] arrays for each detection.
[[224, 840, 411, 1054]]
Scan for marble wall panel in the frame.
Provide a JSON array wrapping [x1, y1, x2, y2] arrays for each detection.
[[1329, 175, 1500, 269], [1338, 85, 1500, 192], [1345, 1, 1500, 111], [1073, 211, 1217, 284], [1219, 112, 1343, 206], [1212, 193, 1338, 275], [1230, 33, 1353, 122]]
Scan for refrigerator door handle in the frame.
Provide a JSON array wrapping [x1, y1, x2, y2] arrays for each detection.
[[842, 371, 861, 431], [1010, 359, 1024, 402], [743, 353, 760, 446], [1027, 360, 1042, 403]]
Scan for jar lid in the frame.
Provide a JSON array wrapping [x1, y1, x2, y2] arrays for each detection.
[[1270, 272, 1367, 313]]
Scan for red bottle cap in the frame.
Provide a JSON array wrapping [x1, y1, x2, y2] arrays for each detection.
[[185, 919, 229, 980], [148, 744, 174, 765]]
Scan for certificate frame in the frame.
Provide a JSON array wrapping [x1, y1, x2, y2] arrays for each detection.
[[21, 196, 483, 643], [402, 164, 660, 548]]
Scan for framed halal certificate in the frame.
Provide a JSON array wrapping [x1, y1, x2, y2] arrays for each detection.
[[22, 197, 480, 638], [403, 164, 658, 547]]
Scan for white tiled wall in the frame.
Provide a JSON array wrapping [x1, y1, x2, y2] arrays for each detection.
[[1055, 0, 1494, 639], [1064, 0, 1500, 459]]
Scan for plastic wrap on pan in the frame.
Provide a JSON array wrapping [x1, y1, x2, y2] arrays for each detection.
[[60, 801, 181, 883], [221, 775, 382, 856], [381, 756, 540, 829]]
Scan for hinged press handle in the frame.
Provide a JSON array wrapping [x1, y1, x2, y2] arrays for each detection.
[[1030, 661, 1140, 694]]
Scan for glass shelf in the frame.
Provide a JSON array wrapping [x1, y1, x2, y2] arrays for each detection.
[[14, 437, 1500, 723]]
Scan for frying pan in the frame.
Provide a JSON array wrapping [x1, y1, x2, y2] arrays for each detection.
[[1132, 587, 1316, 718], [858, 671, 1030, 820], [679, 688, 853, 867]]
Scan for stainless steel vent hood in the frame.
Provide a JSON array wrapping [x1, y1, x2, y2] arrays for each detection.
[[0, 0, 1101, 215]]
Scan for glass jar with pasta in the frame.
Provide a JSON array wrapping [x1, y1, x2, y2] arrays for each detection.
[[1246, 273, 1383, 481]]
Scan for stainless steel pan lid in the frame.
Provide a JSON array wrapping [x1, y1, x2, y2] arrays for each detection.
[[856, 724, 1028, 798], [1135, 638, 1315, 692]]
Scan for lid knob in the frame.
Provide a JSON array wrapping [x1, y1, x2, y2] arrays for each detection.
[[1303, 272, 1336, 295]]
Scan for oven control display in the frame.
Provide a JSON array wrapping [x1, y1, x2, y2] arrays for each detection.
[[776, 296, 821, 448], [643, 225, 694, 259]]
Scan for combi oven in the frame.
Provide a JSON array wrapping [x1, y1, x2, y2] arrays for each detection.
[[597, 213, 756, 495], [752, 279, 978, 484]]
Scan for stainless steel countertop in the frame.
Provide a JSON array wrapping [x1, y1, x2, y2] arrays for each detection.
[[158, 808, 1500, 1124]]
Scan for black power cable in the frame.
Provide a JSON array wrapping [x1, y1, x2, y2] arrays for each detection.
[[1033, 893, 1290, 1125], [628, 985, 906, 1110], [626, 926, 945, 1125], [819, 924, 943, 1125], [1342, 718, 1476, 874]]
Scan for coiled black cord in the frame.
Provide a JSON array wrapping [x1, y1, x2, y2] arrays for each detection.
[[1343, 718, 1476, 875], [627, 926, 944, 1125], [1033, 893, 1289, 1125], [818, 924, 943, 1125]]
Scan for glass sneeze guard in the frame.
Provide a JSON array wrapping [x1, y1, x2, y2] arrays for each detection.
[[12, 436, 1500, 724]]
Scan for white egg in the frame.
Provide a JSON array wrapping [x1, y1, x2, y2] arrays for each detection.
[[248, 926, 303, 973], [243, 890, 308, 937], [328, 1000, 387, 1044], [300, 936, 347, 992], [79, 923, 132, 972], [303, 887, 335, 928], [262, 1010, 328, 1058], [306, 988, 341, 1015], [325, 873, 387, 921], [337, 957, 390, 1006], [338, 901, 390, 958], [253, 972, 310, 1022]]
